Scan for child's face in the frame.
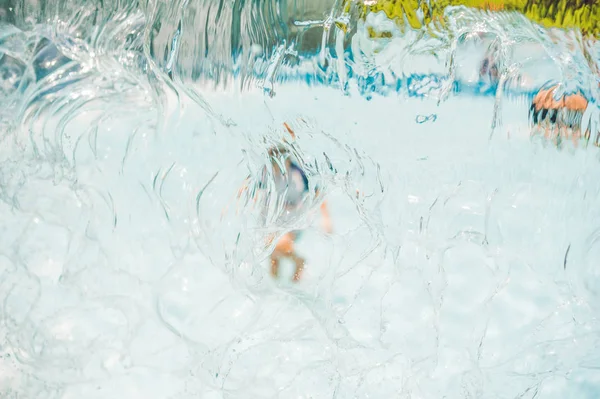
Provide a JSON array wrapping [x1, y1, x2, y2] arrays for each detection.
[[271, 157, 291, 178], [268, 147, 291, 175]]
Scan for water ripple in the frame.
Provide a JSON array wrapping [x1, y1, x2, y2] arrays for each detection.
[[1, 1, 600, 398]]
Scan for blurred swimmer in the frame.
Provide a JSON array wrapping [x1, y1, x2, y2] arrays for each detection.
[[528, 85, 594, 145], [479, 53, 499, 85], [239, 122, 332, 282], [478, 51, 598, 145]]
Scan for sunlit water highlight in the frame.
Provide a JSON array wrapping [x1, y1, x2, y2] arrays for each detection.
[[1, 1, 600, 398]]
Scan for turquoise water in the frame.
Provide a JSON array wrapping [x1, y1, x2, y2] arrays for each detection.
[[1, 2, 600, 398]]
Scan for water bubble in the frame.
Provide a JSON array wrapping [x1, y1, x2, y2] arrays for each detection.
[[1, 1, 600, 398], [415, 114, 437, 124]]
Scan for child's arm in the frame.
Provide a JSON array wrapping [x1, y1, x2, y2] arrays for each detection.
[[314, 187, 332, 234], [320, 200, 332, 234], [237, 176, 263, 207], [237, 177, 251, 199], [221, 177, 253, 219]]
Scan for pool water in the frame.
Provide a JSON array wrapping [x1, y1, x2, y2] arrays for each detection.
[[1, 1, 600, 398]]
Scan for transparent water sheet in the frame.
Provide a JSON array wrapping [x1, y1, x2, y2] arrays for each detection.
[[1, 1, 600, 398]]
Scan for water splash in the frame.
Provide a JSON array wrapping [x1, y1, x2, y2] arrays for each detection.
[[1, 0, 600, 398]]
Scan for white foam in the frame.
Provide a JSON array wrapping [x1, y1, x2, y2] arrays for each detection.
[[1, 82, 600, 398]]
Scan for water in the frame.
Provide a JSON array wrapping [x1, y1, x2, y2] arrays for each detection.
[[1, 1, 600, 397]]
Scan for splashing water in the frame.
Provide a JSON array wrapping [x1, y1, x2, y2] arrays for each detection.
[[1, 0, 600, 397]]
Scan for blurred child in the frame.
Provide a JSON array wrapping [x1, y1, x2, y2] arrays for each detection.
[[240, 123, 332, 282]]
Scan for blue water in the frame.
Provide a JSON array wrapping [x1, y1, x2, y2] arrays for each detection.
[[1, 4, 600, 398]]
